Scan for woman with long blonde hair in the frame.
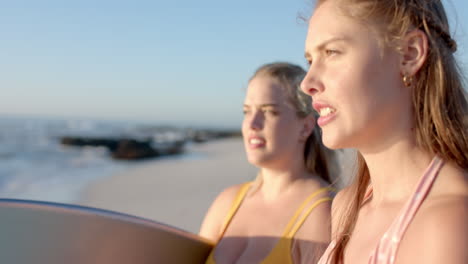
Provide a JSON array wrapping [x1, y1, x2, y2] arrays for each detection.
[[200, 62, 337, 263], [300, 0, 467, 263]]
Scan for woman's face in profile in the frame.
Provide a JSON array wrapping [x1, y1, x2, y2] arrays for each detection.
[[301, 0, 406, 151], [242, 75, 307, 168]]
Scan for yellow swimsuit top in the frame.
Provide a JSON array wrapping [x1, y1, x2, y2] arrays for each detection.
[[205, 182, 333, 264]]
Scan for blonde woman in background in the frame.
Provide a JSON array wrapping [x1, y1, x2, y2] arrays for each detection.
[[200, 62, 337, 264]]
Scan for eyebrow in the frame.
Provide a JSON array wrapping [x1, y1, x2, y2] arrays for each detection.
[[243, 103, 279, 108], [304, 36, 350, 58]]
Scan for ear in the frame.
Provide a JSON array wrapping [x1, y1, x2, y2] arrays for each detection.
[[400, 29, 429, 76], [300, 115, 316, 141]]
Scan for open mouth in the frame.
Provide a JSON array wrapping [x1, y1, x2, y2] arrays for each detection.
[[248, 137, 266, 148], [319, 107, 336, 117]]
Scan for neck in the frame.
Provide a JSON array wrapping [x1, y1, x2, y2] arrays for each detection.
[[258, 163, 311, 201], [359, 135, 433, 206]]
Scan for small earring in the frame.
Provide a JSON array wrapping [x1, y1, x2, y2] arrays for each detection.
[[402, 75, 413, 87]]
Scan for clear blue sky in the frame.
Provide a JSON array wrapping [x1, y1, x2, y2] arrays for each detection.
[[1, 0, 467, 128]]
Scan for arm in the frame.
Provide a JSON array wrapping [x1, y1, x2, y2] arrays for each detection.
[[198, 184, 243, 242]]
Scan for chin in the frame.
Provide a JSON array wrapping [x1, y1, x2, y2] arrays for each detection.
[[321, 133, 348, 150], [246, 154, 275, 168], [246, 155, 264, 167]]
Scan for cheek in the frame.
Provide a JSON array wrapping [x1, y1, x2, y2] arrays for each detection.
[[361, 57, 402, 111], [325, 61, 367, 108], [273, 120, 301, 146], [331, 51, 392, 98], [323, 56, 388, 133]]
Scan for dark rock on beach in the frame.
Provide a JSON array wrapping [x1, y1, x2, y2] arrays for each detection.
[[59, 127, 241, 161], [111, 139, 159, 160], [60, 137, 119, 152], [187, 129, 242, 143], [60, 137, 185, 160]]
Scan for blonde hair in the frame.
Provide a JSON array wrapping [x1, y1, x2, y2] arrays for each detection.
[[311, 0, 468, 263], [249, 62, 337, 184]]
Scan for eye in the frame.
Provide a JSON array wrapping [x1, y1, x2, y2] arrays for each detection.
[[242, 109, 250, 115], [262, 109, 278, 116], [325, 49, 339, 56]]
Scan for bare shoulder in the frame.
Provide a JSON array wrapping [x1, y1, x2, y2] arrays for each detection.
[[294, 193, 332, 240], [198, 183, 248, 241], [435, 161, 468, 191], [398, 162, 468, 263], [403, 194, 468, 263], [292, 178, 333, 237], [293, 197, 332, 252], [292, 180, 333, 264]]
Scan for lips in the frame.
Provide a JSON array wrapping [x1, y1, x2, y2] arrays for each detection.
[[312, 101, 336, 115], [312, 101, 337, 126], [247, 136, 266, 148], [318, 107, 336, 117]]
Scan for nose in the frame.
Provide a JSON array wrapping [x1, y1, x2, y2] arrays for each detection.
[[300, 66, 323, 97], [248, 110, 263, 131]]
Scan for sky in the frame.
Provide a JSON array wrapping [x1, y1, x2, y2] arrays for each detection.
[[1, 0, 467, 128]]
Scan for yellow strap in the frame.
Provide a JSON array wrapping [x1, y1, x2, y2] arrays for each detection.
[[287, 197, 332, 238], [281, 187, 334, 237], [218, 182, 252, 238]]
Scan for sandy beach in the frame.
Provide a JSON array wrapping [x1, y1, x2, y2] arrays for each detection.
[[78, 137, 356, 234], [78, 138, 258, 234]]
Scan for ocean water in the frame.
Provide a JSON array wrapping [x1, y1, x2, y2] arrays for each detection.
[[0, 116, 189, 203]]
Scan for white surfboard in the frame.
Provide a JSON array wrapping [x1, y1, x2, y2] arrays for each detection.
[[0, 199, 213, 264]]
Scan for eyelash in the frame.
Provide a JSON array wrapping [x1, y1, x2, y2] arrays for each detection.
[[242, 109, 278, 115], [325, 49, 339, 56], [305, 49, 339, 66], [263, 109, 278, 115]]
